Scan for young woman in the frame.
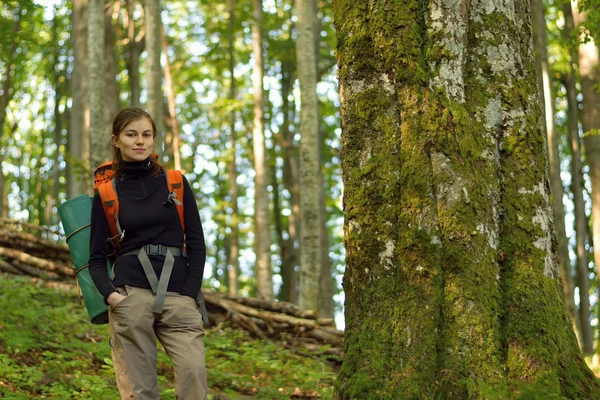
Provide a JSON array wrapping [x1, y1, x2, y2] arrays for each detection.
[[88, 107, 208, 399]]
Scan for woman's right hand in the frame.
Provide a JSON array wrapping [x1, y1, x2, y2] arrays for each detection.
[[107, 291, 127, 307]]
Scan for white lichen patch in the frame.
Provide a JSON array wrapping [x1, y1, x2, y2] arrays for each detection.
[[518, 181, 550, 204], [477, 223, 499, 249], [359, 142, 372, 170], [381, 73, 395, 95], [532, 208, 549, 234], [503, 107, 527, 133], [531, 206, 558, 278], [344, 74, 396, 104], [532, 236, 555, 278], [428, 0, 467, 103], [486, 43, 519, 75], [379, 239, 396, 270], [462, 187, 471, 204], [483, 94, 502, 131], [431, 152, 468, 209], [476, 0, 516, 22], [348, 220, 361, 233]]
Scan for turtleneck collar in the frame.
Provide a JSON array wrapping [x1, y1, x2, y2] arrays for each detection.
[[121, 157, 154, 175]]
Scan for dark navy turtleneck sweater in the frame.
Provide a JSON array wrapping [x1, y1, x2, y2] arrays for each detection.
[[88, 158, 206, 303]]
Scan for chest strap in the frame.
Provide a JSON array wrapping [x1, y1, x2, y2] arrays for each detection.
[[121, 245, 185, 314], [121, 244, 187, 258], [117, 245, 208, 324]]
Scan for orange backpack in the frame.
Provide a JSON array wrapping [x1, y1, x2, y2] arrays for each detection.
[[93, 159, 185, 253]]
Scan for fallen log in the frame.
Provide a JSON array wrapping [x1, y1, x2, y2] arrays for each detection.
[[0, 218, 345, 363], [0, 246, 75, 278]]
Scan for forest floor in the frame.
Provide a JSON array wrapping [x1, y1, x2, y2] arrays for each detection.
[[0, 274, 338, 399]]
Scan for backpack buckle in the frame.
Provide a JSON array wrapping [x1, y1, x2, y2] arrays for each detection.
[[145, 244, 164, 256]]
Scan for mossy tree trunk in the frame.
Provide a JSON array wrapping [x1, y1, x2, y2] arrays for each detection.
[[333, 0, 600, 398]]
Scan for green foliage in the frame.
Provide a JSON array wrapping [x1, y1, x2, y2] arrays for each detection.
[[0, 274, 336, 399]]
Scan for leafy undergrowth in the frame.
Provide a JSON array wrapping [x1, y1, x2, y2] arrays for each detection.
[[0, 274, 337, 399]]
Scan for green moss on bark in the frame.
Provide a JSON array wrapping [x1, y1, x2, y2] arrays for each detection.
[[334, 0, 600, 398]]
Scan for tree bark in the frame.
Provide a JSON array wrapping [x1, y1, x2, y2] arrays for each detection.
[[0, 9, 21, 218], [561, 0, 592, 354], [279, 42, 300, 304], [162, 28, 182, 170], [296, 0, 323, 312], [252, 0, 273, 300], [126, 0, 142, 107], [88, 0, 105, 175], [312, 0, 336, 319], [532, 0, 592, 353], [49, 5, 65, 227], [69, 0, 91, 198], [572, 0, 600, 357], [227, 0, 240, 297], [104, 1, 120, 161], [144, 0, 164, 159], [334, 0, 599, 398]]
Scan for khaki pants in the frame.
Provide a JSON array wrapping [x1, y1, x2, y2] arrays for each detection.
[[109, 286, 207, 400]]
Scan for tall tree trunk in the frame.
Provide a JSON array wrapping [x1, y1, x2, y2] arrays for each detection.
[[252, 0, 273, 300], [532, 0, 592, 353], [561, 0, 591, 354], [572, 2, 600, 357], [144, 0, 163, 159], [88, 0, 105, 173], [296, 0, 323, 312], [227, 0, 240, 296], [334, 0, 599, 398], [70, 0, 91, 197], [48, 6, 65, 226], [0, 9, 21, 217], [126, 0, 142, 107], [312, 0, 336, 319], [162, 28, 182, 170], [104, 1, 120, 161], [279, 56, 300, 303]]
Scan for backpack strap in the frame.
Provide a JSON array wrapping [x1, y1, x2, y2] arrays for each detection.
[[97, 179, 124, 253], [166, 169, 185, 235]]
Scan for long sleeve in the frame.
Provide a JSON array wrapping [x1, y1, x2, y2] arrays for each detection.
[[179, 175, 206, 298], [88, 192, 118, 302]]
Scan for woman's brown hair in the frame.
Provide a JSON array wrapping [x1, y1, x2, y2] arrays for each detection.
[[111, 107, 162, 176]]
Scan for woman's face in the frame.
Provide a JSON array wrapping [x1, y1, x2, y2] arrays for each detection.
[[113, 117, 154, 162]]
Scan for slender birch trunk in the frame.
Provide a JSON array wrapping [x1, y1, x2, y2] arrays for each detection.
[[144, 0, 163, 159], [88, 0, 105, 175], [557, 3, 588, 349], [227, 0, 240, 296], [532, 0, 592, 353], [0, 9, 21, 216], [69, 0, 90, 197], [252, 0, 273, 300], [126, 0, 142, 107], [162, 29, 181, 170], [572, 0, 600, 360], [104, 1, 120, 160], [296, 0, 323, 311]]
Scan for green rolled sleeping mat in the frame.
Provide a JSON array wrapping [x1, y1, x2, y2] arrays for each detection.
[[58, 195, 111, 324]]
